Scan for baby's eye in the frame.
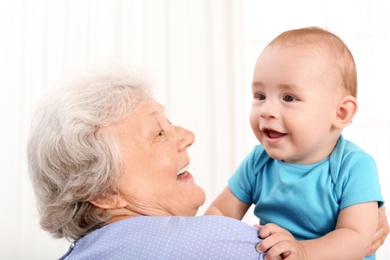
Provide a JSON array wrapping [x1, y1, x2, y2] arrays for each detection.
[[283, 95, 296, 102], [256, 93, 266, 100]]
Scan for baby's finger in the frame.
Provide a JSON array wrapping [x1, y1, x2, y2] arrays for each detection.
[[257, 230, 285, 254], [253, 224, 263, 230], [264, 240, 296, 260], [259, 223, 282, 239]]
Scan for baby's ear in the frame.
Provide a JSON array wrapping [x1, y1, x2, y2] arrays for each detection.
[[333, 95, 358, 129], [90, 193, 127, 210]]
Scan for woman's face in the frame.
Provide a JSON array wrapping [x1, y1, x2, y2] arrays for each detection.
[[102, 101, 205, 217]]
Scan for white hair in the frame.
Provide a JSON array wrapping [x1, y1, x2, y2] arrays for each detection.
[[27, 64, 153, 240]]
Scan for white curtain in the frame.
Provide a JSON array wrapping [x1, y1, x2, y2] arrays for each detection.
[[0, 0, 247, 259], [0, 0, 388, 259]]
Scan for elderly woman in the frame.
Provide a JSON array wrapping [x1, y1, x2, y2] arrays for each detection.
[[28, 65, 388, 259], [27, 66, 266, 259]]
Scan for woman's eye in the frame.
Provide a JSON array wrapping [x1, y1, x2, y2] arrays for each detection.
[[158, 130, 165, 136], [283, 95, 295, 102]]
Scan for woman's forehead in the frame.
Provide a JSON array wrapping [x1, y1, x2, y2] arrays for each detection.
[[97, 101, 162, 133]]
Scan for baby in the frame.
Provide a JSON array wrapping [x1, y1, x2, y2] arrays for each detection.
[[206, 27, 384, 259]]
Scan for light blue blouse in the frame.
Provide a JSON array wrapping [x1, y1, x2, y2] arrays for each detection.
[[60, 215, 265, 259]]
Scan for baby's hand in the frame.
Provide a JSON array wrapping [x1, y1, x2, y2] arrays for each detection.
[[366, 206, 389, 256], [255, 223, 305, 260]]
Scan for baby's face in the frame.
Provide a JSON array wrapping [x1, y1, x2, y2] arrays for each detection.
[[250, 44, 344, 164]]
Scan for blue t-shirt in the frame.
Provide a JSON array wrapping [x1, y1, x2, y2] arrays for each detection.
[[60, 215, 265, 259], [229, 135, 384, 260]]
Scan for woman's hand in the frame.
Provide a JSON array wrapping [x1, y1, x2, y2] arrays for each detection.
[[255, 223, 306, 260], [366, 206, 390, 256]]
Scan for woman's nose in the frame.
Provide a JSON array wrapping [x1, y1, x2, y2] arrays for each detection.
[[175, 126, 195, 151]]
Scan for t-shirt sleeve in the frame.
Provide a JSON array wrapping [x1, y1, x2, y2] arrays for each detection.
[[229, 145, 267, 204], [336, 150, 384, 210]]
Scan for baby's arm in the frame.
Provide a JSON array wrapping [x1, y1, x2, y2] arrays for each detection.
[[257, 202, 378, 260], [204, 186, 251, 220]]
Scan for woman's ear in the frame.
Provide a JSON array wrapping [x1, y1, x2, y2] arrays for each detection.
[[333, 95, 358, 129], [90, 193, 127, 210]]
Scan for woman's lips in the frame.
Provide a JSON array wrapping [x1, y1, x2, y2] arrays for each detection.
[[177, 171, 191, 180], [177, 165, 191, 180]]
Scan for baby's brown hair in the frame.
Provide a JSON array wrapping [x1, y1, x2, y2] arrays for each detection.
[[268, 27, 357, 98]]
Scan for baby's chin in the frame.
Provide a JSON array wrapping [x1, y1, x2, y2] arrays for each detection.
[[268, 153, 297, 164], [263, 149, 285, 161]]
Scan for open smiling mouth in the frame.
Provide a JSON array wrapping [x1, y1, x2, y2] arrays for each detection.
[[265, 129, 286, 139], [177, 165, 190, 178]]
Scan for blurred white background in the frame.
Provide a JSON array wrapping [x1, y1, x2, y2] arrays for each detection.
[[0, 0, 388, 259]]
